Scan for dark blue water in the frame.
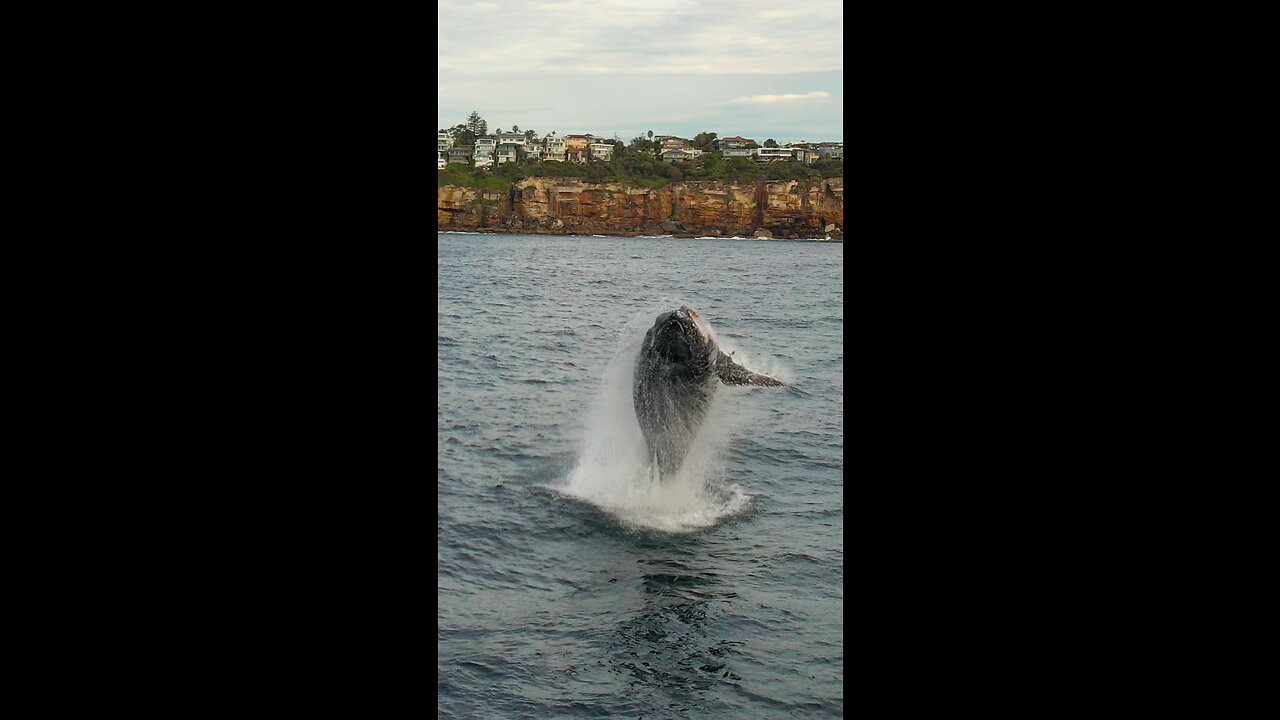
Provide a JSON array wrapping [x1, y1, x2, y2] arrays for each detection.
[[438, 233, 843, 718]]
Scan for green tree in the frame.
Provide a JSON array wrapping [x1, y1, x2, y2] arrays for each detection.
[[694, 131, 718, 150], [478, 120, 487, 135], [512, 125, 519, 133], [466, 111, 485, 135], [745, 141, 759, 149], [648, 130, 653, 141], [453, 129, 476, 148], [525, 129, 536, 142], [764, 138, 777, 147]]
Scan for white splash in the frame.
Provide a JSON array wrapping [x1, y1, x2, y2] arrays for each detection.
[[549, 307, 754, 533]]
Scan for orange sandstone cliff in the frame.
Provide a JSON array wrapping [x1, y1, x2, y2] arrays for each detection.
[[437, 178, 843, 239]]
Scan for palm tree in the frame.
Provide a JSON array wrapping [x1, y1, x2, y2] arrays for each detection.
[[648, 130, 654, 141]]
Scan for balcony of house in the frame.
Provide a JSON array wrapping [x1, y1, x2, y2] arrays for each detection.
[[495, 144, 518, 164], [588, 143, 613, 161]]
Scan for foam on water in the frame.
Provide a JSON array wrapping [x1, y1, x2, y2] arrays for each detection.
[[550, 305, 756, 533]]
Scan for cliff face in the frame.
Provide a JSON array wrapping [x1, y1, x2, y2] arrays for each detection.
[[437, 178, 843, 238]]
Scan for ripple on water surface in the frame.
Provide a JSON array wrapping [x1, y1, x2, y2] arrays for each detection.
[[438, 234, 843, 719]]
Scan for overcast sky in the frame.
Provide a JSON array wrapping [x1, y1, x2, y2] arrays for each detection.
[[438, 0, 843, 144]]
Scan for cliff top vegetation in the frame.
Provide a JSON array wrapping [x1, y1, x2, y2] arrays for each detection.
[[437, 144, 843, 192]]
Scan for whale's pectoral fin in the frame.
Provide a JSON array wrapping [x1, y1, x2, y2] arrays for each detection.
[[716, 351, 786, 386]]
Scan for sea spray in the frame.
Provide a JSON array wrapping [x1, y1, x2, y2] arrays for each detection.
[[552, 306, 754, 532]]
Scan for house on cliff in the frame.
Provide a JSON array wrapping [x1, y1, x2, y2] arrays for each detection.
[[473, 136, 496, 164], [588, 142, 613, 162], [753, 147, 793, 162], [542, 134, 566, 161], [564, 134, 593, 151], [495, 144, 518, 165], [787, 146, 818, 164], [447, 146, 472, 164], [496, 132, 526, 147], [715, 136, 754, 150], [566, 146, 588, 164]]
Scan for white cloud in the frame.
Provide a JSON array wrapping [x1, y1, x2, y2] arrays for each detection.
[[438, 0, 841, 76], [729, 91, 831, 104], [437, 0, 843, 141]]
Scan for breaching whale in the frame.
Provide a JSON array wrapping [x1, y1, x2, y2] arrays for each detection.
[[632, 306, 785, 480]]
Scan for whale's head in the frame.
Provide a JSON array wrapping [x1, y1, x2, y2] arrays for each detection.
[[649, 306, 717, 370]]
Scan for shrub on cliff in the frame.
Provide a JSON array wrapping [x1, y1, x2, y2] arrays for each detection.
[[437, 150, 841, 191], [437, 164, 513, 191]]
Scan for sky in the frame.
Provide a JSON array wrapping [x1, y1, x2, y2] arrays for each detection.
[[437, 0, 842, 145]]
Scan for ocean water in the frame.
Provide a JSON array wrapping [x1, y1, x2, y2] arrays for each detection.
[[438, 233, 843, 718]]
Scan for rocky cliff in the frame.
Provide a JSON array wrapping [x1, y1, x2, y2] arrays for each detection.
[[437, 178, 843, 239]]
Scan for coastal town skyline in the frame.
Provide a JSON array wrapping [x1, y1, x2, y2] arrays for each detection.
[[437, 0, 843, 145]]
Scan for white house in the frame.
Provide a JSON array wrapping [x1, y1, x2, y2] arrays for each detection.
[[588, 142, 613, 162], [543, 135, 566, 161], [816, 144, 843, 160], [497, 132, 526, 147], [722, 148, 753, 158], [438, 133, 453, 153], [473, 136, 496, 168], [753, 147, 793, 161], [437, 154, 448, 169]]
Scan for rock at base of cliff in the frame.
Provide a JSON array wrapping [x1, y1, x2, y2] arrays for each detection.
[[754, 228, 773, 238], [661, 219, 680, 232], [553, 219, 564, 228], [825, 223, 836, 232]]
